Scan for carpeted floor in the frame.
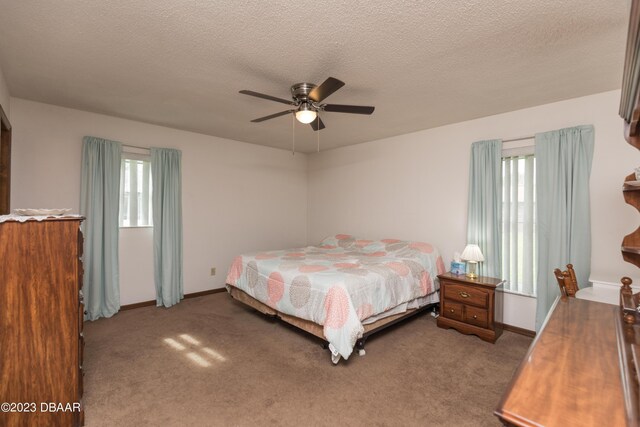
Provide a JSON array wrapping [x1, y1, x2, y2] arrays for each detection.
[[83, 293, 532, 426]]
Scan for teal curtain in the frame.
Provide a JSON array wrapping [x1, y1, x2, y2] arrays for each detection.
[[80, 136, 122, 320], [535, 125, 594, 331], [467, 139, 503, 278], [151, 148, 184, 307]]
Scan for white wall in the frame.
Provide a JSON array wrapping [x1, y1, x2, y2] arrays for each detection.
[[308, 90, 636, 331], [10, 98, 308, 304], [9, 90, 635, 328], [0, 65, 9, 118]]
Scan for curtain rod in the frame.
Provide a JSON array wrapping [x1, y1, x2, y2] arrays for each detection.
[[502, 135, 534, 143], [122, 143, 150, 151]]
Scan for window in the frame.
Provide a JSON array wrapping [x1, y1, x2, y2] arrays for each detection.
[[501, 144, 536, 296], [119, 154, 152, 227]]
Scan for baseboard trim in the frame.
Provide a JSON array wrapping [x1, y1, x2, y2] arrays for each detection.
[[120, 300, 156, 311], [120, 288, 226, 311], [501, 323, 536, 338], [184, 288, 226, 299]]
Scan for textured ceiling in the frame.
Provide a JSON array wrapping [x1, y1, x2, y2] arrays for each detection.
[[0, 0, 630, 152]]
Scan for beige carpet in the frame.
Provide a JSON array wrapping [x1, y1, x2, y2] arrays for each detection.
[[83, 293, 532, 426]]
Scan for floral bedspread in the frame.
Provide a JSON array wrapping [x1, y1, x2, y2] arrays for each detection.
[[226, 234, 445, 360]]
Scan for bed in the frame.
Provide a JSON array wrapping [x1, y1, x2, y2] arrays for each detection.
[[225, 234, 446, 363]]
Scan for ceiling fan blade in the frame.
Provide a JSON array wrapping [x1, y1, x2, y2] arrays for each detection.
[[239, 90, 295, 105], [310, 116, 326, 131], [251, 110, 294, 122], [308, 77, 345, 102], [323, 104, 375, 115]]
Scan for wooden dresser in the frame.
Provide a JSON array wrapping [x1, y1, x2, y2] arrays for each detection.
[[437, 272, 504, 343], [495, 297, 627, 426], [0, 217, 85, 426]]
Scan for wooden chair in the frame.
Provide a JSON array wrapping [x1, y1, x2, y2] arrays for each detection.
[[554, 264, 579, 297]]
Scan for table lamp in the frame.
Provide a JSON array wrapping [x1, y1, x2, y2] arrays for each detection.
[[461, 244, 484, 279]]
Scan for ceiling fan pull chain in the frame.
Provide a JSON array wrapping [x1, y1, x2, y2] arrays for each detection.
[[292, 112, 295, 155], [317, 114, 320, 152]]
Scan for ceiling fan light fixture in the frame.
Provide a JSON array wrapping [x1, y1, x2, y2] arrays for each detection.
[[295, 104, 317, 124], [240, 77, 374, 132]]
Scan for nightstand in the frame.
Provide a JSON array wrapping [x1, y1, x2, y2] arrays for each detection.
[[436, 272, 504, 343]]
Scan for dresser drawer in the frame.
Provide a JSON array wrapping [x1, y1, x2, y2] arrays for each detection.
[[79, 334, 85, 369], [443, 283, 488, 308], [442, 300, 464, 322], [464, 305, 488, 328], [78, 229, 84, 258], [79, 366, 84, 398], [79, 301, 84, 331], [78, 263, 84, 291]]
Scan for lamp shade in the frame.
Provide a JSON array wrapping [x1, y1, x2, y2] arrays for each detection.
[[461, 244, 484, 262], [295, 104, 317, 124]]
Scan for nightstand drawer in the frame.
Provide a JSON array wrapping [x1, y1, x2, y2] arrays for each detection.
[[442, 300, 464, 322], [464, 305, 488, 329], [443, 283, 488, 308]]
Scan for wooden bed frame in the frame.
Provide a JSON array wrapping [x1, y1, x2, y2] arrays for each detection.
[[227, 285, 439, 356]]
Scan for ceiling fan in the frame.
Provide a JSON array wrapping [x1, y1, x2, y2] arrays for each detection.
[[239, 77, 375, 131]]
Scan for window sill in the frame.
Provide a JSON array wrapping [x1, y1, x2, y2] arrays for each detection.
[[119, 225, 153, 229]]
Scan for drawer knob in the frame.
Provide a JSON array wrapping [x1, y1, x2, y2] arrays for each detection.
[[473, 315, 478, 319], [459, 291, 470, 298], [449, 309, 455, 313]]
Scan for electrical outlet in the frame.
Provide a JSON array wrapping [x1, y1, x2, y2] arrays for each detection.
[[210, 267, 216, 276]]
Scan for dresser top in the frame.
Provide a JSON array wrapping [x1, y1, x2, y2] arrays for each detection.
[[0, 214, 84, 224], [495, 297, 626, 426]]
